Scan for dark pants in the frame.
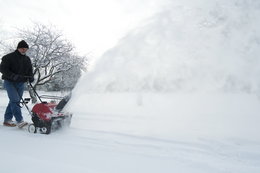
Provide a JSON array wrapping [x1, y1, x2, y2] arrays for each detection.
[[4, 80, 24, 122]]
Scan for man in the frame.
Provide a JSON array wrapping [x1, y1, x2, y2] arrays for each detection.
[[0, 40, 34, 128]]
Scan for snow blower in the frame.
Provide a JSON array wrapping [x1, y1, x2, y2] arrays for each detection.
[[24, 82, 72, 134]]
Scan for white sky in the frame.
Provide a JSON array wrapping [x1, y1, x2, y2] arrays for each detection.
[[0, 0, 165, 57]]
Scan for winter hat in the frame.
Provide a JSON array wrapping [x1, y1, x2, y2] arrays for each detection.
[[17, 40, 29, 49]]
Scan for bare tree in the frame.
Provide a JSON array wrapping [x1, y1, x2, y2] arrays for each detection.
[[17, 23, 87, 102]]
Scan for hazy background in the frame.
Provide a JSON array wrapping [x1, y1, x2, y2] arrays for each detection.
[[0, 0, 167, 57]]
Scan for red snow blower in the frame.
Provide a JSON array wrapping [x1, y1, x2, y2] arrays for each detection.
[[22, 82, 72, 134]]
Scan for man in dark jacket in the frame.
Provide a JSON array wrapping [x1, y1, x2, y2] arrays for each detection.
[[0, 40, 34, 127]]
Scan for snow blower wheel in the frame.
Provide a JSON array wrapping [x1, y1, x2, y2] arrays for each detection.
[[40, 126, 51, 134], [28, 124, 36, 133]]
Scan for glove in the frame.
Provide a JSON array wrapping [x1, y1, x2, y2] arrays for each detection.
[[23, 75, 34, 83], [28, 76, 34, 83]]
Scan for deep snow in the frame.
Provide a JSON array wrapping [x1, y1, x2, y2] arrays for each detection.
[[0, 91, 260, 173]]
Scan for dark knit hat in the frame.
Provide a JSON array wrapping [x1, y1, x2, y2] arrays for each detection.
[[17, 40, 29, 49]]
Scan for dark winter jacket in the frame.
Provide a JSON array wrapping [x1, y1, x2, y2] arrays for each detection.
[[0, 50, 33, 82]]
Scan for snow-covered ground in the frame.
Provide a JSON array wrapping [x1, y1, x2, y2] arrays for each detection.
[[0, 91, 260, 173]]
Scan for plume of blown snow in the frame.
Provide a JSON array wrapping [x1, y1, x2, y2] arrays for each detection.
[[74, 0, 260, 93]]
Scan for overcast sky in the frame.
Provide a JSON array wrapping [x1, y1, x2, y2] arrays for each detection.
[[0, 0, 165, 57]]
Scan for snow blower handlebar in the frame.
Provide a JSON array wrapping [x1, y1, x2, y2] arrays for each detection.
[[11, 77, 48, 116], [26, 80, 44, 103], [22, 75, 44, 103]]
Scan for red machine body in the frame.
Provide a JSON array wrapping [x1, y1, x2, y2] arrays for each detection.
[[23, 82, 72, 134], [31, 102, 65, 121]]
